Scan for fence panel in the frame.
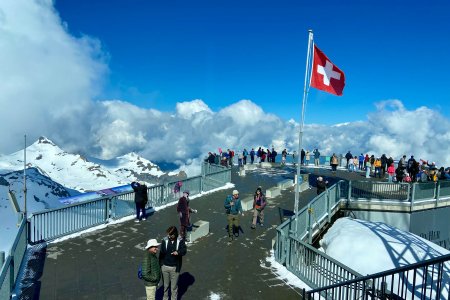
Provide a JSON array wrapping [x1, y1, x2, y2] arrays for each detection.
[[413, 182, 437, 201], [438, 181, 450, 200], [0, 218, 27, 299], [350, 181, 409, 201], [29, 198, 109, 243]]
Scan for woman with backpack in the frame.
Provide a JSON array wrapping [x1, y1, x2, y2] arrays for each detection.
[[251, 187, 267, 229]]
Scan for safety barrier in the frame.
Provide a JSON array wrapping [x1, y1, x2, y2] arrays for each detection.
[[276, 179, 450, 296], [28, 162, 230, 244], [0, 217, 27, 299]]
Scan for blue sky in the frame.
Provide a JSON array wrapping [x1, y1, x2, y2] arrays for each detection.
[[2, 0, 450, 166], [54, 0, 450, 124]]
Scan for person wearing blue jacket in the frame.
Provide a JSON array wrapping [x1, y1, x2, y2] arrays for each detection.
[[224, 189, 244, 242]]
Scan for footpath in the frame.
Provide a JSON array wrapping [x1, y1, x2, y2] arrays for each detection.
[[37, 165, 369, 300]]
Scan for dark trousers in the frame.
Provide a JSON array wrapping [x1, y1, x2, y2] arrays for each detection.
[[135, 203, 146, 220]]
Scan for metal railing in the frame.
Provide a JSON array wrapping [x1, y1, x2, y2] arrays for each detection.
[[28, 162, 230, 244], [276, 179, 450, 295], [305, 253, 450, 300], [0, 217, 28, 299]]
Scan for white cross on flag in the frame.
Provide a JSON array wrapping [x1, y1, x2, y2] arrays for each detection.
[[310, 45, 345, 96]]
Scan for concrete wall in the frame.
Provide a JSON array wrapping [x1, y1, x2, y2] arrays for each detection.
[[351, 206, 450, 250]]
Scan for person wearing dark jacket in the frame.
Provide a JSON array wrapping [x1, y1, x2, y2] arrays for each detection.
[[316, 177, 328, 195], [132, 181, 148, 222], [177, 190, 197, 241], [251, 187, 267, 229], [142, 238, 161, 300], [159, 226, 187, 300]]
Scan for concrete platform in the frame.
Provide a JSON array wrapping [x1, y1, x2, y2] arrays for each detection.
[[188, 220, 209, 242], [35, 166, 377, 300], [266, 186, 281, 198]]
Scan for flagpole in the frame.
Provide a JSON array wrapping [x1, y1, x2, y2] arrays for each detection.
[[294, 29, 313, 236]]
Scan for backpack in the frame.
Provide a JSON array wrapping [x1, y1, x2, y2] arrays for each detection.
[[137, 264, 143, 279], [225, 195, 232, 214]]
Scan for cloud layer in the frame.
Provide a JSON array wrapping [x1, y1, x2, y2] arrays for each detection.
[[1, 0, 450, 168]]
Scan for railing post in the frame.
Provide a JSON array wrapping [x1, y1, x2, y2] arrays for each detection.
[[307, 204, 312, 244], [347, 181, 352, 201], [436, 182, 440, 207], [327, 190, 331, 223], [411, 183, 416, 209]]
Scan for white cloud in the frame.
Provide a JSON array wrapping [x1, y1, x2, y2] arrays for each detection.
[[2, 1, 450, 170]]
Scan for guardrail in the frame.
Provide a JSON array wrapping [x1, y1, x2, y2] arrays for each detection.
[[28, 162, 231, 243], [305, 253, 450, 300], [0, 217, 27, 300], [276, 179, 450, 295]]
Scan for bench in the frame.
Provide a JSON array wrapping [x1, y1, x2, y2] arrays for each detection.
[[243, 164, 257, 170], [188, 220, 209, 242], [260, 162, 272, 168], [241, 196, 254, 211], [266, 187, 281, 198]]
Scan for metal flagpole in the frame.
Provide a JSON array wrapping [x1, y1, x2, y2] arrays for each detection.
[[294, 30, 314, 236], [23, 134, 27, 218]]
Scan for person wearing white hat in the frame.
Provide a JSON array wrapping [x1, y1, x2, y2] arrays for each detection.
[[142, 239, 161, 300], [224, 189, 244, 242]]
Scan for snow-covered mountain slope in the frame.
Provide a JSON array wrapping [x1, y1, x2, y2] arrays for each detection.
[[0, 137, 166, 192], [0, 168, 79, 253]]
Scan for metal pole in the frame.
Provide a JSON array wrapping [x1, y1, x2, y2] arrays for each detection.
[[294, 30, 313, 236], [23, 134, 27, 218]]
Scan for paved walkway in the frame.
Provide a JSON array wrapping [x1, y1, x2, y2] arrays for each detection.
[[37, 165, 371, 300]]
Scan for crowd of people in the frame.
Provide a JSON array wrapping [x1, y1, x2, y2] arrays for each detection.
[[342, 151, 450, 183], [205, 147, 325, 167]]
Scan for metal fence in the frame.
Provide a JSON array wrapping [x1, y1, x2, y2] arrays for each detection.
[[0, 217, 28, 300], [28, 162, 230, 244], [305, 253, 450, 300], [276, 179, 450, 296]]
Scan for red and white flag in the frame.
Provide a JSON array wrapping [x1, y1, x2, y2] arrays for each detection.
[[310, 45, 345, 96]]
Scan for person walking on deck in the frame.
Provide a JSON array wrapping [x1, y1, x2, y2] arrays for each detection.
[[160, 226, 187, 300], [313, 149, 320, 166], [251, 187, 267, 229], [224, 190, 244, 241], [142, 238, 161, 300]]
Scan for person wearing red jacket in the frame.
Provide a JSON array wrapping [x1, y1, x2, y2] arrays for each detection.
[[176, 190, 197, 241]]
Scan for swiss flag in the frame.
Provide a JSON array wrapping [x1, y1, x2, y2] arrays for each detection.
[[310, 45, 345, 96]]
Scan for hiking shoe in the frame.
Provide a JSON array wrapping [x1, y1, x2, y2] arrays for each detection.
[[142, 218, 147, 221], [251, 225, 256, 229], [228, 236, 233, 242], [134, 219, 140, 223], [260, 223, 264, 227]]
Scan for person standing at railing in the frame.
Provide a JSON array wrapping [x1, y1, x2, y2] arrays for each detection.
[[374, 158, 382, 178], [358, 153, 365, 170], [365, 160, 371, 178], [132, 181, 148, 222], [330, 153, 338, 173], [177, 190, 197, 241], [313, 148, 320, 166], [250, 148, 255, 164], [305, 150, 310, 166], [387, 163, 395, 182], [281, 149, 287, 165]]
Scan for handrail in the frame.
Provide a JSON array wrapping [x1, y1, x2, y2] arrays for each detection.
[[0, 217, 27, 299], [276, 179, 450, 295], [305, 253, 450, 299], [28, 162, 231, 244]]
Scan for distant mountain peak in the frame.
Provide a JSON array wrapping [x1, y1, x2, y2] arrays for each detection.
[[37, 136, 56, 146]]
